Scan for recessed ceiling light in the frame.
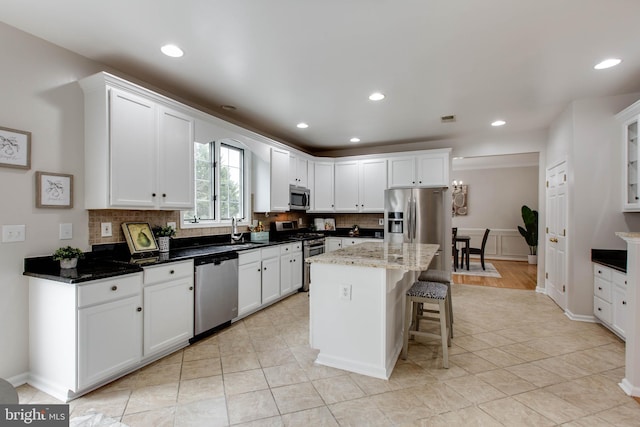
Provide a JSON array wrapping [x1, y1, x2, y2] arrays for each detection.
[[491, 120, 506, 127], [161, 44, 184, 58], [369, 92, 385, 101], [221, 105, 237, 111], [594, 58, 622, 70], [296, 122, 309, 129], [350, 137, 361, 143]]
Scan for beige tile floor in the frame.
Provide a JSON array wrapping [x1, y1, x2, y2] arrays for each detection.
[[17, 284, 640, 426]]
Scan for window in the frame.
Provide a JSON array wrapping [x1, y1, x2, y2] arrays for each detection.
[[182, 140, 247, 226]]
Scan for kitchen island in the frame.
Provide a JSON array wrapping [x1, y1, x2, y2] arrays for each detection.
[[306, 241, 439, 379]]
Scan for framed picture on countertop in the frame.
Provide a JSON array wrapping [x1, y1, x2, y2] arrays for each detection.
[[122, 222, 158, 254]]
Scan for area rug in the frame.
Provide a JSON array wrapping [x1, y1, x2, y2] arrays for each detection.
[[453, 261, 502, 278]]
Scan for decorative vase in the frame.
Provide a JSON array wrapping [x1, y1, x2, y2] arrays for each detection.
[[528, 255, 538, 265], [59, 258, 78, 269], [158, 236, 170, 253]]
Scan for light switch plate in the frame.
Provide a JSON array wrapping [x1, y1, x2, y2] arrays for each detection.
[[60, 223, 73, 240], [101, 222, 112, 237], [167, 221, 177, 230], [2, 225, 25, 242], [339, 284, 352, 301]]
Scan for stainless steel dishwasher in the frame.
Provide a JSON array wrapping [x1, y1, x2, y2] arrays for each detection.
[[193, 251, 239, 341]]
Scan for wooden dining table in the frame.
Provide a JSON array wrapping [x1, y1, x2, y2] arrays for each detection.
[[454, 235, 471, 270]]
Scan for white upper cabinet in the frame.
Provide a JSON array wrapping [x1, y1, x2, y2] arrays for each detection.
[[289, 154, 308, 187], [616, 100, 640, 211], [271, 147, 291, 211], [79, 72, 194, 210], [334, 159, 387, 213], [388, 152, 449, 188], [311, 161, 335, 212], [334, 161, 360, 212], [358, 159, 387, 212]]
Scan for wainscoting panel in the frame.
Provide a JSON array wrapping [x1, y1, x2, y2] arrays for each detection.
[[455, 228, 529, 261]]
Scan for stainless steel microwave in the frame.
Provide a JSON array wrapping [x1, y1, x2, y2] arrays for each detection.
[[289, 185, 310, 210]]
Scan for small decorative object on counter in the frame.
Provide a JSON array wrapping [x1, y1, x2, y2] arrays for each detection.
[[52, 246, 84, 269], [153, 225, 176, 253]]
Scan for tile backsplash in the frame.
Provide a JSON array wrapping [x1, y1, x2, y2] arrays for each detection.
[[89, 210, 384, 245]]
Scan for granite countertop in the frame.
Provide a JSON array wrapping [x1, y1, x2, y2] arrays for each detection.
[[591, 248, 627, 273], [306, 241, 439, 271]]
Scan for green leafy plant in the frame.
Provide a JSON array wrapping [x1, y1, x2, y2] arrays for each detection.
[[52, 246, 85, 261], [518, 205, 538, 255], [152, 225, 176, 238]]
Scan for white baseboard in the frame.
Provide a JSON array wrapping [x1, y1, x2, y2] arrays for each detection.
[[564, 310, 598, 323], [6, 372, 29, 388]]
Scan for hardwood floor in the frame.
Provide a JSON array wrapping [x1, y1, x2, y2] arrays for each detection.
[[452, 259, 537, 290]]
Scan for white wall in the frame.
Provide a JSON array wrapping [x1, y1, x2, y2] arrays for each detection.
[[0, 23, 103, 381], [547, 93, 640, 317]]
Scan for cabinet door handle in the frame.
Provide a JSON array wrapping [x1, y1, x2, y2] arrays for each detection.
[[111, 285, 118, 291], [598, 270, 602, 274], [137, 307, 142, 312], [419, 181, 422, 184], [162, 193, 167, 198], [152, 193, 156, 197], [598, 286, 602, 290], [264, 267, 267, 271], [597, 307, 602, 311], [623, 301, 627, 305], [170, 270, 175, 274], [189, 286, 193, 290]]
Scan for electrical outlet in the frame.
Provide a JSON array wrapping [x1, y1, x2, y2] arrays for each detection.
[[59, 223, 73, 240], [101, 222, 112, 237], [2, 225, 25, 242], [378, 218, 384, 226], [339, 284, 352, 301], [167, 221, 177, 230]]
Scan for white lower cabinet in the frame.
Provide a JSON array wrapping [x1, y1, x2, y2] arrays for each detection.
[[593, 263, 627, 339], [238, 246, 281, 317], [280, 242, 303, 294], [326, 237, 343, 252], [78, 293, 142, 390], [142, 260, 194, 358], [29, 273, 144, 401]]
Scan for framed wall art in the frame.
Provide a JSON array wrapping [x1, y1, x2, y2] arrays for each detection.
[[36, 171, 73, 208], [0, 126, 31, 169], [122, 222, 158, 254], [452, 184, 468, 216]]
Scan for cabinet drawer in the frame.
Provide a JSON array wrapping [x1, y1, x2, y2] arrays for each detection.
[[593, 264, 612, 281], [78, 274, 142, 308], [612, 270, 627, 288], [594, 277, 612, 302], [594, 296, 612, 324], [144, 260, 193, 284], [239, 249, 261, 265], [261, 246, 280, 259], [280, 243, 294, 255]]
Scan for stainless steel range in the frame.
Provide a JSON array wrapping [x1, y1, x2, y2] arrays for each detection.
[[273, 221, 325, 291]]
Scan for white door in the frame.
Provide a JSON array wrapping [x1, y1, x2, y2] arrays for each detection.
[[109, 88, 157, 207], [143, 279, 194, 357], [77, 294, 142, 389], [334, 161, 359, 212], [359, 159, 387, 212], [270, 147, 290, 211], [157, 106, 194, 209], [545, 161, 568, 310]]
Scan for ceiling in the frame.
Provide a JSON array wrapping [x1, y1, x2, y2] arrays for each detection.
[[2, 0, 640, 154]]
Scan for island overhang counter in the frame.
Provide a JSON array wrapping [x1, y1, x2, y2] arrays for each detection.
[[306, 241, 440, 379]]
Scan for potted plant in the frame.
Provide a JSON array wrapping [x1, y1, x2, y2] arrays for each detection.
[[153, 225, 175, 253], [53, 246, 84, 269], [518, 205, 538, 264]]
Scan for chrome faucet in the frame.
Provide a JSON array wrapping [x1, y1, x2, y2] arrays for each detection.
[[231, 217, 243, 242]]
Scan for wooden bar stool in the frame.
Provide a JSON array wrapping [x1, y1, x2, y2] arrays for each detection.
[[418, 269, 453, 338], [402, 281, 451, 368]]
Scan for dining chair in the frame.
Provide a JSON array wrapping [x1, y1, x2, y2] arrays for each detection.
[[452, 227, 459, 271], [462, 228, 490, 270]]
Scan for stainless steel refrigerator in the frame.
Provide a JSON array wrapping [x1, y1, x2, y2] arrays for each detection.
[[384, 187, 448, 271]]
